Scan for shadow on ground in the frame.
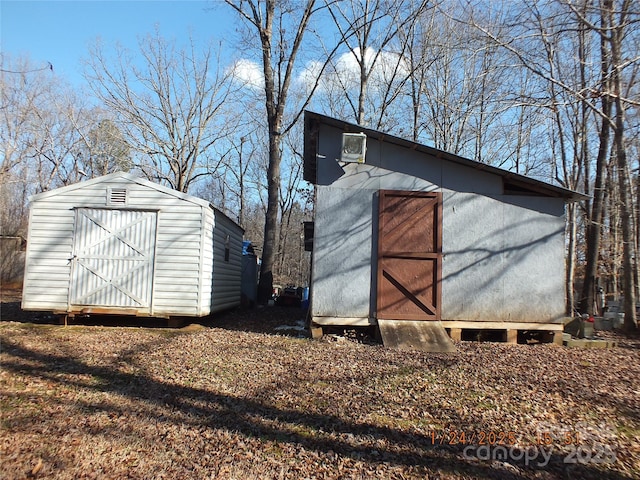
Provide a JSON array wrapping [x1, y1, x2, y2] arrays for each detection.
[[1, 335, 634, 480]]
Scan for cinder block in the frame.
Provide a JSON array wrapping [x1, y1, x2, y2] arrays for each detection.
[[563, 338, 617, 349]]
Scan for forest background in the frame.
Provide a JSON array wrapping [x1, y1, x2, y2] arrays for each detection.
[[1, 0, 638, 329]]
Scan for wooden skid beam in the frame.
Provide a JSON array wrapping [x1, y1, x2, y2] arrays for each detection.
[[440, 320, 563, 331], [310, 326, 324, 339]]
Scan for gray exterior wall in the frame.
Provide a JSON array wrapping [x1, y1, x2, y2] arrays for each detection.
[[311, 124, 567, 325], [22, 172, 242, 317], [313, 187, 375, 319], [441, 193, 565, 323]]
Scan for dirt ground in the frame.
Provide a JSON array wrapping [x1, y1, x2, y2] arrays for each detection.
[[1, 288, 639, 479]]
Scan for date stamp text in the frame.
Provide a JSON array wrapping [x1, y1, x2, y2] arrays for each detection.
[[429, 422, 617, 467]]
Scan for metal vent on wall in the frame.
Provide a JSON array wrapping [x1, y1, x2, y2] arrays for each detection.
[[107, 187, 128, 206], [341, 132, 367, 163]]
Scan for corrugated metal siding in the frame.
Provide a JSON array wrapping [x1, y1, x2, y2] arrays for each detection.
[[210, 210, 242, 313]]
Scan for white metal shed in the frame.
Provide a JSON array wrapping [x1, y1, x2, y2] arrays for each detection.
[[22, 172, 243, 318]]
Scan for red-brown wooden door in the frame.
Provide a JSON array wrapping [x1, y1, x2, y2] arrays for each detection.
[[377, 190, 442, 320]]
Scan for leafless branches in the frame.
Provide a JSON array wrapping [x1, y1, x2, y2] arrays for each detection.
[[84, 31, 237, 193]]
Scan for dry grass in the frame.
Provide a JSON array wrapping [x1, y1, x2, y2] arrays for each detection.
[[1, 305, 639, 479]]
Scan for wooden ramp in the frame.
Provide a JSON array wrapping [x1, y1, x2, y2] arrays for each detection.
[[378, 319, 456, 353]]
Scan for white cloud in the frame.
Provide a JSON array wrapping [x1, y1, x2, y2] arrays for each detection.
[[230, 59, 263, 90], [297, 47, 411, 93], [233, 48, 411, 96]]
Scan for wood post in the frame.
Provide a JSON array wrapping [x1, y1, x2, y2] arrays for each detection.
[[449, 328, 462, 341], [552, 331, 564, 345]]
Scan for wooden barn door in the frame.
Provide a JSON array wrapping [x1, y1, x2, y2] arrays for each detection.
[[377, 190, 442, 321], [69, 208, 157, 311]]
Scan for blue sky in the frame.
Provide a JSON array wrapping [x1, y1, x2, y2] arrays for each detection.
[[1, 0, 237, 85]]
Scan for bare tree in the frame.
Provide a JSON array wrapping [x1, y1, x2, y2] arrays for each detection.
[[78, 117, 132, 177], [604, 0, 638, 330], [29, 91, 90, 190], [194, 130, 264, 229], [563, 0, 638, 329], [1, 56, 91, 191], [225, 135, 254, 228], [520, 0, 599, 315], [223, 0, 330, 302], [84, 31, 237, 193], [1, 56, 100, 237], [1, 57, 40, 234], [321, 0, 429, 129], [275, 123, 309, 284], [466, 0, 639, 329], [403, 3, 531, 168], [1, 56, 48, 180]]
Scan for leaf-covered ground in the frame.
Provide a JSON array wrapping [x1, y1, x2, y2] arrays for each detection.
[[1, 303, 639, 479]]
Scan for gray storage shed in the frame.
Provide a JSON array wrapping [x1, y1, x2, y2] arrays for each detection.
[[22, 172, 243, 319], [304, 112, 587, 346]]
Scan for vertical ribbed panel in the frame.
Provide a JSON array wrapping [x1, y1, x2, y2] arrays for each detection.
[[70, 208, 157, 309]]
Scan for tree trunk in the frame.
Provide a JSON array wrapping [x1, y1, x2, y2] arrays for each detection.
[[258, 132, 281, 303], [579, 5, 613, 316], [635, 167, 640, 302], [579, 108, 610, 316], [225, 0, 318, 302], [256, 0, 279, 304], [608, 0, 637, 330], [566, 202, 577, 315]]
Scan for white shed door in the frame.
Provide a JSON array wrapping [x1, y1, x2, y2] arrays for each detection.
[[69, 208, 157, 310]]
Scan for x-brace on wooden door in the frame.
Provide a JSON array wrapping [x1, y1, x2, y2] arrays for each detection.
[[377, 190, 442, 321]]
